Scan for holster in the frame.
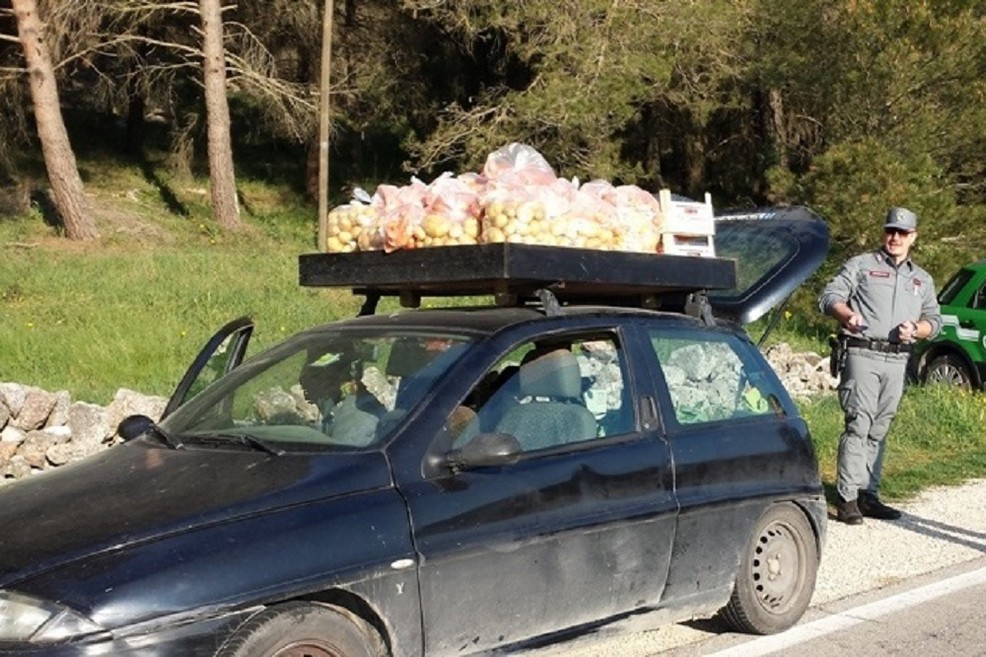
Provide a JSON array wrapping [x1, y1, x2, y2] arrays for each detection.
[[828, 334, 846, 378]]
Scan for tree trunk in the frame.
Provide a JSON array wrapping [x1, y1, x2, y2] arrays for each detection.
[[199, 0, 240, 230], [125, 93, 146, 157], [682, 132, 706, 200], [305, 141, 320, 202], [762, 86, 789, 171], [12, 0, 98, 240]]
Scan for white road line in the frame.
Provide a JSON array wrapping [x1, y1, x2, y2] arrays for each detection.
[[706, 565, 986, 657]]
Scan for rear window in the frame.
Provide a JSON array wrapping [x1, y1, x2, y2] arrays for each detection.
[[647, 329, 787, 426], [708, 222, 799, 302]]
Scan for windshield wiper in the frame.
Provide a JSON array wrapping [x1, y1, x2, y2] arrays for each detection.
[[152, 424, 184, 450], [185, 432, 285, 457]]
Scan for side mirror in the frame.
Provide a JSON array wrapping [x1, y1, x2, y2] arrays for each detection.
[[117, 414, 156, 442], [446, 432, 523, 471]]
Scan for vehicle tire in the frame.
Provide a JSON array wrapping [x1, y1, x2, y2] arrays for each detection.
[[924, 354, 973, 390], [718, 503, 818, 635], [216, 602, 387, 657]]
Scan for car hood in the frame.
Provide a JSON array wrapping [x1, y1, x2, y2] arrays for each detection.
[[0, 439, 392, 586], [710, 206, 830, 326]]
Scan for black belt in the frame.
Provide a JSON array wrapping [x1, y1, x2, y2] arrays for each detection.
[[844, 337, 912, 354]]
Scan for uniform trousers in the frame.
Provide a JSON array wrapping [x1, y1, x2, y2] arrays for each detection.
[[836, 347, 909, 502]]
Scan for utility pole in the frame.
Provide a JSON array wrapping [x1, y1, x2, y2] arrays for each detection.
[[317, 0, 334, 252]]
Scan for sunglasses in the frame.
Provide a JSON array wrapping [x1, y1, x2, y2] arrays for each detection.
[[884, 228, 913, 237]]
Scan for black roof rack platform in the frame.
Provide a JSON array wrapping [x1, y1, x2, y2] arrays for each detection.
[[299, 243, 736, 309]]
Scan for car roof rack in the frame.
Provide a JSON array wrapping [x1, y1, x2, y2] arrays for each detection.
[[298, 243, 736, 322]]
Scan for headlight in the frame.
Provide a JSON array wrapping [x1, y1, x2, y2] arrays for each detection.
[[0, 590, 103, 642]]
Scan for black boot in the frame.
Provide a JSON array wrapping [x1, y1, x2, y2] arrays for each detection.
[[858, 491, 902, 520], [837, 498, 864, 525]]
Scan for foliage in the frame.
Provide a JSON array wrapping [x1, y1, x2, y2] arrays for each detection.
[[401, 0, 757, 188], [2, 2, 986, 337]]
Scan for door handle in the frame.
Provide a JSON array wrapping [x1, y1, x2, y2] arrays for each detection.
[[959, 319, 975, 329], [639, 395, 659, 430]]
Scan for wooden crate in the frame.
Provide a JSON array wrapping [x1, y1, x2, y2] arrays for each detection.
[[657, 188, 716, 257], [657, 189, 715, 236], [662, 233, 716, 258]]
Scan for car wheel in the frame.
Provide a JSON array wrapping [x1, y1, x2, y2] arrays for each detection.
[[718, 503, 818, 635], [925, 354, 973, 390], [216, 602, 386, 657]]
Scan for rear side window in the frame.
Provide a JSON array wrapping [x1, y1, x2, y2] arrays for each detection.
[[647, 329, 785, 426], [939, 269, 973, 305]]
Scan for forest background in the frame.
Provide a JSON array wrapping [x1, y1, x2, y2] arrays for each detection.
[[2, 0, 986, 404]]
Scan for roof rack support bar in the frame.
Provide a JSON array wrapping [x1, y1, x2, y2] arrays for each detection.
[[684, 291, 715, 326], [400, 290, 422, 308], [357, 292, 380, 317], [536, 288, 561, 316]]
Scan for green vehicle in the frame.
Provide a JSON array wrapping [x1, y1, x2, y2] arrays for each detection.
[[911, 259, 986, 389]]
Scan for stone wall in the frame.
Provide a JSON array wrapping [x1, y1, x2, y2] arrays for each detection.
[[0, 383, 166, 485], [763, 342, 838, 399], [0, 343, 835, 485]]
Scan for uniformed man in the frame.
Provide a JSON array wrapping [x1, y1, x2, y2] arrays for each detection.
[[818, 207, 942, 525]]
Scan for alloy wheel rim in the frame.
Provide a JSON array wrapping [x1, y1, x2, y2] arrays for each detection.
[[930, 363, 968, 387]]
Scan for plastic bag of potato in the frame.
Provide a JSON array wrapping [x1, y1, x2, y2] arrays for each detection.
[[377, 180, 429, 252], [325, 142, 688, 255], [613, 184, 664, 252], [481, 143, 557, 187], [480, 178, 619, 249], [326, 202, 381, 253], [417, 173, 482, 247]]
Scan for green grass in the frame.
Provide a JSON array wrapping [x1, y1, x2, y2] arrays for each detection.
[[3, 152, 986, 501], [798, 384, 986, 503], [0, 155, 374, 403]]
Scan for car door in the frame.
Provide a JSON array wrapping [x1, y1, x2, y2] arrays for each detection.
[[162, 316, 254, 418], [932, 265, 986, 384], [389, 323, 677, 655], [639, 320, 822, 610]]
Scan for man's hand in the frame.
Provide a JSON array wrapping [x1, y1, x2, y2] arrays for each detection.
[[845, 313, 867, 333], [898, 320, 918, 343]]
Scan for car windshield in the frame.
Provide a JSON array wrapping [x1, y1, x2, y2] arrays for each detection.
[[160, 329, 474, 451]]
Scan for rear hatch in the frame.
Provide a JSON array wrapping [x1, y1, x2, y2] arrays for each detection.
[[709, 206, 829, 334]]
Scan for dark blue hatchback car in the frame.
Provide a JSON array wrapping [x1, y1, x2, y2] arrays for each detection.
[[0, 209, 829, 657]]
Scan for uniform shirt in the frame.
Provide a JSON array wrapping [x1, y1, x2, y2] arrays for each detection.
[[818, 249, 942, 342]]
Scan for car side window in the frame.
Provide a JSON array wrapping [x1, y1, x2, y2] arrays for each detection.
[[454, 333, 633, 452], [972, 282, 986, 310], [647, 329, 783, 426]]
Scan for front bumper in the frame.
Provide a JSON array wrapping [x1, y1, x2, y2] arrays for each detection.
[[0, 610, 252, 657]]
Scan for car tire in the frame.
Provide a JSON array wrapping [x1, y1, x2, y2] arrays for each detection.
[[924, 354, 973, 390], [215, 602, 386, 657], [718, 503, 818, 635]]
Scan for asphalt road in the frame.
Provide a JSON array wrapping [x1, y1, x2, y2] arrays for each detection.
[[676, 558, 986, 656]]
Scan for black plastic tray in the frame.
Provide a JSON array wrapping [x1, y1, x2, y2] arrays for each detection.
[[298, 243, 735, 306]]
